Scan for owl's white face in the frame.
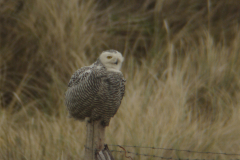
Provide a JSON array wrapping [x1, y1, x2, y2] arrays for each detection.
[[99, 50, 124, 72]]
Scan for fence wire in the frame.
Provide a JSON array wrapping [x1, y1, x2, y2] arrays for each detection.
[[109, 144, 240, 156], [108, 144, 240, 160], [85, 144, 240, 160]]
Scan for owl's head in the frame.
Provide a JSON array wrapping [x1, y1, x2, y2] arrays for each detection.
[[99, 50, 124, 72]]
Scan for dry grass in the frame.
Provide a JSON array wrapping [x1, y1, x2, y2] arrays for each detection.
[[1, 0, 240, 159]]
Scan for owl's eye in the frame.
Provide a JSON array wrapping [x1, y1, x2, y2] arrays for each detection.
[[107, 56, 112, 59]]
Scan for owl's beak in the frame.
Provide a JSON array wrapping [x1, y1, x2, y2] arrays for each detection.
[[114, 59, 118, 65]]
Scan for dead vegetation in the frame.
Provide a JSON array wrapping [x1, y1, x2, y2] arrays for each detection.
[[1, 0, 240, 159]]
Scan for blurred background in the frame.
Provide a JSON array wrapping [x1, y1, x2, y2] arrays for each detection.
[[1, 0, 240, 159]]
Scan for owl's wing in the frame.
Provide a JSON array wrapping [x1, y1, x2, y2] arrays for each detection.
[[112, 75, 126, 116], [120, 78, 126, 98], [65, 66, 107, 120], [67, 67, 91, 87], [97, 72, 126, 125]]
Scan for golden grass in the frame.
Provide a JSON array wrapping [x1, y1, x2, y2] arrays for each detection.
[[1, 0, 240, 159]]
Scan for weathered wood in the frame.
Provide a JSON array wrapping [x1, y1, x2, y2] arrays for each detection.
[[93, 120, 105, 152], [84, 120, 95, 160], [84, 120, 114, 160]]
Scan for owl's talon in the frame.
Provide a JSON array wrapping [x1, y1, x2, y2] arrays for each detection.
[[101, 121, 105, 126], [101, 120, 109, 126], [85, 117, 92, 124]]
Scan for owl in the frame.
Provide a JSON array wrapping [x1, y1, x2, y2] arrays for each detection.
[[65, 50, 126, 126]]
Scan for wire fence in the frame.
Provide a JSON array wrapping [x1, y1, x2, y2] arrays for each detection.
[[107, 144, 240, 160]]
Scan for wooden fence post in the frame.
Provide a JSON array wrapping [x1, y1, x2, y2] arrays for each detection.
[[84, 120, 114, 160]]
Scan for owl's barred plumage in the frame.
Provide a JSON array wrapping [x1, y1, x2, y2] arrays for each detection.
[[65, 50, 126, 126]]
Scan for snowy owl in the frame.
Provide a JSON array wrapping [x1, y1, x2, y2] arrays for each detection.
[[65, 50, 126, 126]]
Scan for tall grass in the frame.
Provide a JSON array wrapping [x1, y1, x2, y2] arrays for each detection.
[[1, 0, 240, 159]]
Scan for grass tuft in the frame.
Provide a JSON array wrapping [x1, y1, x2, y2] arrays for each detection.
[[1, 0, 240, 159]]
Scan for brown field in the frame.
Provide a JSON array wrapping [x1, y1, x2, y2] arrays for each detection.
[[1, 0, 240, 159]]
